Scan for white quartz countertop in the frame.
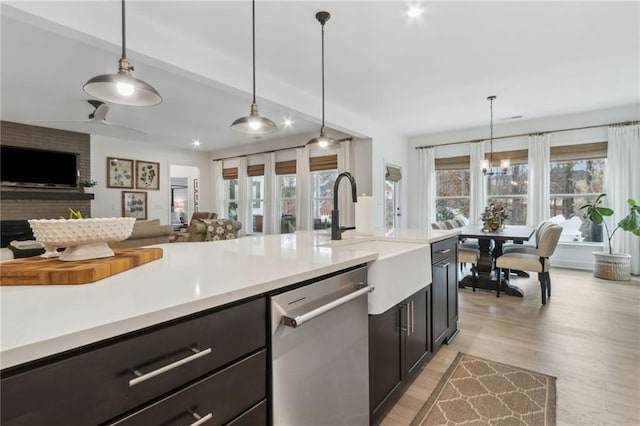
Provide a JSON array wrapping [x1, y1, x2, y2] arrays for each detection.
[[0, 228, 459, 369]]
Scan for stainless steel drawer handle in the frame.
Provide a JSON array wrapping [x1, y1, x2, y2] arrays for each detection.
[[410, 301, 415, 334], [282, 284, 374, 328], [435, 261, 450, 268], [436, 249, 451, 254], [129, 347, 212, 387], [188, 410, 213, 426]]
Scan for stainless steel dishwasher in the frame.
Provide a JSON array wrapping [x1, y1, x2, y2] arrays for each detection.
[[271, 265, 372, 425]]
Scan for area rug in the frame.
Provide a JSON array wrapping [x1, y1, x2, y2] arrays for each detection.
[[411, 353, 556, 426]]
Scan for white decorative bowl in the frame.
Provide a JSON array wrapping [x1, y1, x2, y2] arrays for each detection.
[[28, 217, 136, 261]]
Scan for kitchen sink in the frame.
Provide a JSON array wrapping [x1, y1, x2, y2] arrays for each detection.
[[328, 239, 432, 314]]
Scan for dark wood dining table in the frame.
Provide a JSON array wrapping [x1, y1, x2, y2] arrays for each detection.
[[458, 224, 535, 297]]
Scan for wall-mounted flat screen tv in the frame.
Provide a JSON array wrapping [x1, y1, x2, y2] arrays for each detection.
[[1, 145, 79, 188]]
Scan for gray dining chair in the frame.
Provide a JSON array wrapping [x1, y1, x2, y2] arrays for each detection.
[[496, 224, 562, 305]]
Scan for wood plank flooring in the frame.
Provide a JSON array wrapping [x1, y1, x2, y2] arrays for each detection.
[[381, 268, 640, 426]]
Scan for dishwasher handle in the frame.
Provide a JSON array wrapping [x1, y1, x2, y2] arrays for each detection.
[[282, 284, 374, 328]]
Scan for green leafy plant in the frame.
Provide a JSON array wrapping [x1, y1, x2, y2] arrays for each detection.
[[65, 208, 84, 219], [80, 179, 97, 188], [579, 194, 640, 254]]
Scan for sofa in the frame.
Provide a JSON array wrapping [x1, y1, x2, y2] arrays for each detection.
[[114, 219, 174, 249]]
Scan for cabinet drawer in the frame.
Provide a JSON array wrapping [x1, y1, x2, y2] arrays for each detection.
[[431, 238, 456, 265], [1, 298, 266, 426], [225, 400, 267, 426], [111, 350, 267, 426]]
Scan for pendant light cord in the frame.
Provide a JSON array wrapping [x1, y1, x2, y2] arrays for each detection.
[[121, 0, 127, 59], [252, 0, 256, 104], [321, 20, 325, 128], [489, 96, 494, 168]]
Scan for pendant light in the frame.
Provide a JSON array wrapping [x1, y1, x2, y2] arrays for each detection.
[[307, 11, 339, 149], [231, 0, 277, 135], [83, 0, 161, 106], [481, 95, 510, 175]]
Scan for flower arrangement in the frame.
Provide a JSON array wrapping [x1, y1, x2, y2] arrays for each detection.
[[481, 203, 508, 232]]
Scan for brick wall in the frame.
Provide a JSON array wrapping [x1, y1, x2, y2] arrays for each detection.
[[1, 121, 91, 220]]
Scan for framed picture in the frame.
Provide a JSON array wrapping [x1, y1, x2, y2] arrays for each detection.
[[122, 191, 148, 220], [136, 160, 160, 190], [107, 157, 134, 188]]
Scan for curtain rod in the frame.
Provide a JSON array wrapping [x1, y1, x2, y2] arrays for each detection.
[[211, 137, 353, 162], [414, 120, 639, 150]]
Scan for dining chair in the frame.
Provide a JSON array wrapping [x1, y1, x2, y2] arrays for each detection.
[[458, 247, 480, 291], [502, 220, 551, 256], [496, 224, 562, 305]]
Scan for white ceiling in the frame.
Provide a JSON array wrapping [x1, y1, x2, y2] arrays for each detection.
[[2, 1, 639, 152]]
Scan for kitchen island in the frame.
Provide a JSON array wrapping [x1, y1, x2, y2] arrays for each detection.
[[0, 228, 459, 425]]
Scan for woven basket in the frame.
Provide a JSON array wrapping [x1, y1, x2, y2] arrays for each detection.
[[593, 252, 631, 281]]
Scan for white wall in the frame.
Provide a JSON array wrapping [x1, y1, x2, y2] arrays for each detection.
[[90, 135, 212, 223]]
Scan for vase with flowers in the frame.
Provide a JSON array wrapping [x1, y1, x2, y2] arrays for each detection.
[[481, 203, 508, 232]]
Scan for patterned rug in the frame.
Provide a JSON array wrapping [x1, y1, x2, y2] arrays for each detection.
[[411, 353, 556, 426]]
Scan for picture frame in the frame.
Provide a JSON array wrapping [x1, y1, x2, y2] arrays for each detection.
[[122, 191, 148, 220], [107, 157, 134, 188], [136, 160, 160, 190]]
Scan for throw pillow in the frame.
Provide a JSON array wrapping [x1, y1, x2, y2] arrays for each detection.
[[201, 219, 237, 241]]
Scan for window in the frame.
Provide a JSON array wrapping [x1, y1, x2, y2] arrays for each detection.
[[310, 155, 338, 230], [436, 169, 470, 221], [224, 178, 238, 221], [384, 165, 401, 233], [311, 170, 337, 229], [248, 175, 264, 233], [550, 158, 605, 242], [487, 164, 528, 225], [279, 175, 296, 234]]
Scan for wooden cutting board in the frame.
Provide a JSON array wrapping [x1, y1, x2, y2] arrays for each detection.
[[0, 248, 163, 285]]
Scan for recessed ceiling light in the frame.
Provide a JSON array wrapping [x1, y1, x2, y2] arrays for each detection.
[[406, 4, 424, 19], [193, 140, 201, 147], [283, 118, 294, 128]]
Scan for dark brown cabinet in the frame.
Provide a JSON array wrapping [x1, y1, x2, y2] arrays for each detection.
[[431, 237, 459, 348], [369, 285, 431, 424], [0, 298, 267, 426]]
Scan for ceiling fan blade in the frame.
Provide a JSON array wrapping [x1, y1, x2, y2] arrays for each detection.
[[91, 104, 109, 121], [101, 120, 147, 135], [25, 119, 92, 124]]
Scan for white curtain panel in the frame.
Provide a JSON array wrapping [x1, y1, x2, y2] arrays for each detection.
[[417, 148, 436, 229], [527, 134, 550, 227], [211, 160, 224, 216], [337, 139, 353, 226], [296, 147, 312, 231], [263, 152, 279, 234], [238, 157, 248, 236], [469, 142, 486, 224], [605, 124, 640, 274]]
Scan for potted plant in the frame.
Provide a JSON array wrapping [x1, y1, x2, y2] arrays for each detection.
[[579, 194, 640, 281], [79, 179, 97, 193]]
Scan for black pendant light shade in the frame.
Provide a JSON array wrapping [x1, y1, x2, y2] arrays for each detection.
[[83, 0, 161, 106], [231, 0, 277, 135], [307, 11, 339, 149]]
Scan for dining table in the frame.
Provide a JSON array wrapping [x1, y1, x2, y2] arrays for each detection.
[[458, 224, 535, 297]]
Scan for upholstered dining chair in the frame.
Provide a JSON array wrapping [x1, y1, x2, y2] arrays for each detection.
[[458, 247, 480, 290], [502, 220, 552, 256], [496, 223, 562, 305]]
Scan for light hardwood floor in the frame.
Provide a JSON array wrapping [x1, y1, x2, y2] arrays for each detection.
[[381, 268, 640, 426]]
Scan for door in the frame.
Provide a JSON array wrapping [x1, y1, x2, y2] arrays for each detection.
[[384, 164, 402, 234], [369, 306, 402, 419], [432, 261, 449, 347], [405, 286, 431, 379]]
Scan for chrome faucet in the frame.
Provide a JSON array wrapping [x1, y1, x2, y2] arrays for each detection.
[[331, 172, 358, 240]]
